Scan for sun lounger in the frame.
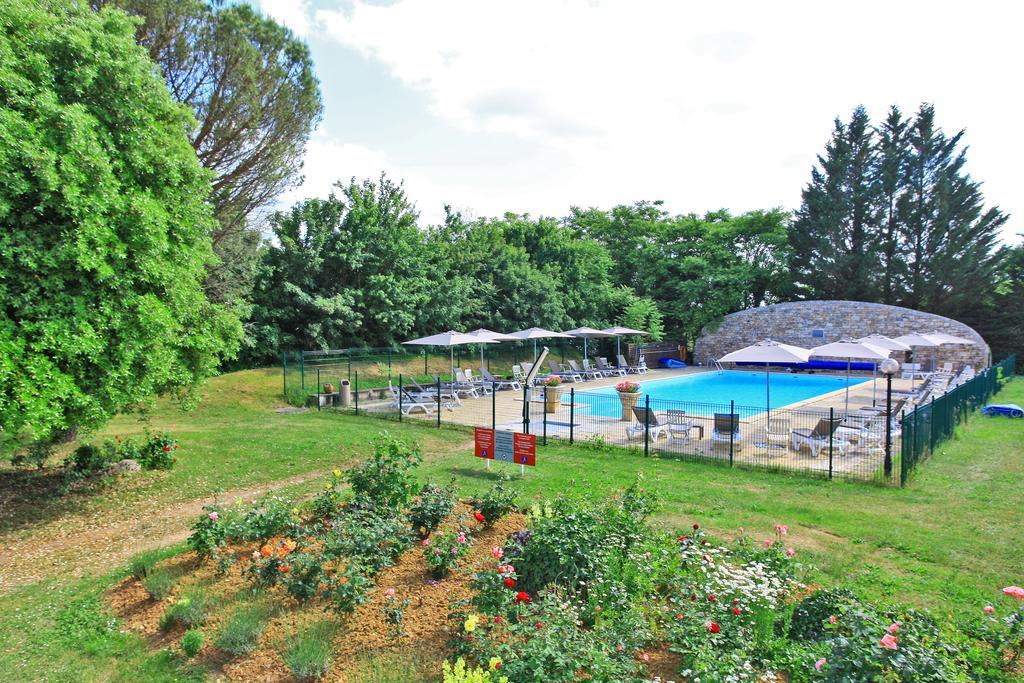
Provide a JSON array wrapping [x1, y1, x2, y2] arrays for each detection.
[[596, 357, 627, 377], [791, 416, 848, 458], [710, 413, 743, 450], [568, 359, 601, 380], [461, 368, 493, 394], [627, 407, 697, 442], [481, 367, 521, 391], [548, 360, 582, 383], [617, 354, 648, 375], [388, 382, 435, 415]]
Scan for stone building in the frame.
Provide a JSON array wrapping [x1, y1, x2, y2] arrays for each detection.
[[693, 301, 989, 370]]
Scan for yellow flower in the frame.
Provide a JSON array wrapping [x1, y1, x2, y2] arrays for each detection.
[[333, 469, 342, 478], [463, 614, 479, 633], [489, 656, 502, 670], [291, 507, 299, 515]]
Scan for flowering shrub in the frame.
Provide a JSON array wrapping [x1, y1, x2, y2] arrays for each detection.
[[138, 432, 178, 470], [311, 469, 346, 520], [226, 495, 296, 541], [424, 527, 473, 579], [188, 505, 228, 559], [409, 481, 457, 537], [442, 657, 509, 683], [615, 381, 640, 393], [542, 375, 562, 387], [345, 432, 422, 510], [474, 476, 519, 528], [320, 504, 413, 574]]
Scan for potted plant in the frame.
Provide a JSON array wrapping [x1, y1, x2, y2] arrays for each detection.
[[542, 376, 563, 413], [323, 383, 335, 395], [615, 381, 641, 421]]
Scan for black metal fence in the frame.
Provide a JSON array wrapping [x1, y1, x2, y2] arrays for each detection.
[[899, 354, 1016, 485]]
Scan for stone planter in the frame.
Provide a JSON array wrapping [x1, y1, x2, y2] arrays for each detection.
[[618, 391, 640, 421], [544, 386, 564, 413]]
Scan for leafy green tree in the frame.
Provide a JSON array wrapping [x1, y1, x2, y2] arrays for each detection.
[[96, 0, 323, 306], [0, 0, 241, 447], [789, 106, 881, 301], [980, 244, 1024, 368]]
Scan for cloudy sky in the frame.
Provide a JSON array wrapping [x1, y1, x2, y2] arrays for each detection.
[[259, 0, 1021, 242]]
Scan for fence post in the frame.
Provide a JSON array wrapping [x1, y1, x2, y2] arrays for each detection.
[[387, 348, 392, 382], [644, 394, 650, 458], [437, 376, 442, 428], [929, 396, 936, 454], [900, 409, 908, 486], [316, 368, 321, 412], [569, 387, 575, 444], [300, 351, 305, 390], [398, 373, 403, 422], [491, 382, 496, 430], [728, 400, 734, 467], [828, 407, 834, 480], [424, 350, 428, 376], [543, 386, 548, 446], [282, 352, 288, 400], [522, 384, 530, 434], [354, 370, 359, 415]]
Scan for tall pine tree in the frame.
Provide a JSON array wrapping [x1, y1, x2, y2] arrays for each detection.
[[875, 106, 911, 303], [790, 106, 880, 300]]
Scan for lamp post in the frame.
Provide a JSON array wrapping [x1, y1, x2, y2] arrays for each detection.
[[880, 358, 901, 478]]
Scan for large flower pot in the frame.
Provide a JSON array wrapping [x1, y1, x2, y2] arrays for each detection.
[[618, 391, 640, 421], [544, 386, 564, 413]]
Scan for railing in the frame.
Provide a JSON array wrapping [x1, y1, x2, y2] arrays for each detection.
[[900, 354, 1015, 485]]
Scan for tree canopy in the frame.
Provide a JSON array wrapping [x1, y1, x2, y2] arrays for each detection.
[[0, 0, 241, 444]]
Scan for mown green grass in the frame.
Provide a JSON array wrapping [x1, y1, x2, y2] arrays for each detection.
[[1, 369, 1021, 681]]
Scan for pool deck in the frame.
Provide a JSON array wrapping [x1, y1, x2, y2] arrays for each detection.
[[389, 366, 921, 483]]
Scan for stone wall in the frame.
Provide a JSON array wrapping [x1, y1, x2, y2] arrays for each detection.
[[693, 301, 989, 371]]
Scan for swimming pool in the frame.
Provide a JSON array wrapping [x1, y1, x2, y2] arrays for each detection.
[[569, 370, 869, 417]]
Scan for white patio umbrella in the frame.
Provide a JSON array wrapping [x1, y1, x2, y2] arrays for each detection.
[[718, 340, 812, 420], [600, 325, 649, 359], [402, 330, 498, 384], [507, 327, 574, 362], [809, 339, 891, 414], [466, 328, 518, 370], [892, 333, 942, 389], [925, 331, 977, 345], [562, 326, 616, 359], [855, 334, 912, 352]]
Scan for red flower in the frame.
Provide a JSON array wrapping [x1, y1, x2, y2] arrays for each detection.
[[676, 535, 689, 542], [534, 622, 543, 629], [706, 621, 720, 634], [494, 616, 503, 623], [163, 445, 171, 452], [503, 578, 516, 589], [515, 591, 531, 603], [732, 607, 742, 615], [693, 523, 699, 530], [707, 594, 716, 602], [474, 512, 486, 523], [675, 613, 684, 620]]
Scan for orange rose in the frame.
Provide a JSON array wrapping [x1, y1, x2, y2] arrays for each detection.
[[279, 564, 291, 573], [283, 539, 297, 553], [260, 544, 273, 557]]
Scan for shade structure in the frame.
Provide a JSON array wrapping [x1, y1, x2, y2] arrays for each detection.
[[717, 340, 812, 421], [855, 334, 912, 352], [600, 326, 649, 358], [466, 328, 518, 369], [402, 330, 497, 383], [507, 327, 574, 362], [925, 331, 976, 345], [563, 326, 616, 359], [809, 339, 891, 413], [891, 333, 942, 347]]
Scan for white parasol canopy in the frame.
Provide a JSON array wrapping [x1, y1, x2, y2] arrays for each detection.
[[809, 339, 891, 413], [600, 326, 649, 358], [403, 330, 497, 383], [563, 326, 616, 359], [718, 340, 812, 418], [508, 327, 574, 362], [892, 333, 942, 347], [466, 328, 518, 370], [855, 334, 912, 352], [925, 331, 977, 345]]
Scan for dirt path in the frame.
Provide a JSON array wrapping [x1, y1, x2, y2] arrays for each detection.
[[0, 470, 328, 590]]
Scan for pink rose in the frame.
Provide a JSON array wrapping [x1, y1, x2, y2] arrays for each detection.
[[815, 657, 826, 671], [491, 546, 504, 559], [887, 622, 899, 634], [384, 588, 395, 598], [422, 539, 430, 546], [880, 633, 898, 650], [764, 539, 774, 548], [984, 605, 995, 614], [208, 511, 218, 521], [775, 524, 788, 535], [785, 547, 795, 557], [1003, 586, 1024, 599], [616, 644, 624, 652], [828, 615, 837, 624]]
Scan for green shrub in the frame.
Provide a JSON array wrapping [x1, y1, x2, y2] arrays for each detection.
[[409, 481, 456, 537], [216, 602, 274, 656], [138, 432, 178, 470], [322, 505, 413, 574], [162, 587, 214, 630], [423, 527, 472, 579], [514, 497, 607, 596], [789, 587, 858, 642], [188, 505, 227, 559], [66, 443, 116, 474], [474, 476, 518, 527], [228, 495, 294, 541], [180, 628, 203, 658], [142, 566, 179, 600], [282, 621, 337, 681], [130, 557, 152, 580], [345, 433, 421, 509], [324, 563, 374, 615]]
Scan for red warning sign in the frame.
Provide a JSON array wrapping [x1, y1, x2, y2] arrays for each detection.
[[474, 427, 536, 467]]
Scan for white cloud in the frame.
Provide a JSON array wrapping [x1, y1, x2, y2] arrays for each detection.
[[259, 0, 312, 36], [303, 0, 1022, 239]]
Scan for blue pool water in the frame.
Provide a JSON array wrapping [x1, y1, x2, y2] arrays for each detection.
[[570, 370, 869, 417]]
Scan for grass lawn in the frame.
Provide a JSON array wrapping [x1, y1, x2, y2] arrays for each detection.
[[1, 369, 1021, 681]]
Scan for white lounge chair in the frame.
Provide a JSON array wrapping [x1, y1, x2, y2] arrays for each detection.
[[627, 406, 697, 442], [568, 359, 602, 380], [597, 357, 627, 377], [791, 417, 849, 458], [617, 354, 648, 375], [388, 383, 435, 415], [481, 367, 521, 391], [461, 368, 493, 395], [548, 360, 583, 383], [710, 413, 744, 451]]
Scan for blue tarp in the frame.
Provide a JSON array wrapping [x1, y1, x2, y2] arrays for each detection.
[[659, 358, 687, 368], [981, 404, 1024, 418]]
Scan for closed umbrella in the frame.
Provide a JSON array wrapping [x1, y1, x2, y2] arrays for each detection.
[[809, 339, 891, 414], [563, 326, 616, 360], [507, 327, 574, 363], [402, 330, 497, 384], [466, 328, 518, 370], [718, 340, 812, 420], [600, 326, 649, 359]]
